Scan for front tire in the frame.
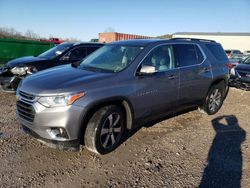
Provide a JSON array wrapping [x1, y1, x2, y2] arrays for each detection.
[[84, 105, 125, 154], [199, 83, 226, 115]]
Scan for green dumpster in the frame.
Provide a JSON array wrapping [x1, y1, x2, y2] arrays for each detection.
[[0, 38, 55, 65]]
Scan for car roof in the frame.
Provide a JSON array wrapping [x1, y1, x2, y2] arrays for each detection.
[[109, 38, 218, 47], [73, 42, 104, 46], [110, 39, 167, 46]]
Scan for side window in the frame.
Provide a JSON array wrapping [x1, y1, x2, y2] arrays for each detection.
[[62, 47, 87, 61], [86, 47, 100, 55], [195, 45, 205, 64], [206, 44, 228, 61], [140, 45, 175, 72], [173, 44, 198, 67]]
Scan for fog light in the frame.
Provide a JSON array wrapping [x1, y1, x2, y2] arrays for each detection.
[[47, 128, 68, 139]]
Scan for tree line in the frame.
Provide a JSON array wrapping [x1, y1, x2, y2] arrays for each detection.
[[0, 27, 81, 42]]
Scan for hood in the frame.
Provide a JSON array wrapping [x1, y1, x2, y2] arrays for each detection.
[[20, 65, 115, 95], [7, 56, 48, 68], [235, 63, 250, 72]]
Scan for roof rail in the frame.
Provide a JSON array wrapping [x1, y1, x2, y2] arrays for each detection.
[[170, 38, 216, 43]]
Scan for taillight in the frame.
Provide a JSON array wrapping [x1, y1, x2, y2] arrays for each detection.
[[225, 63, 234, 69]]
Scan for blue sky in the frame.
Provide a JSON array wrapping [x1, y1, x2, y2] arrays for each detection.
[[0, 0, 249, 41]]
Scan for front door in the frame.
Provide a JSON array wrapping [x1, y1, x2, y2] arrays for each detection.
[[134, 44, 179, 120], [59, 46, 88, 65]]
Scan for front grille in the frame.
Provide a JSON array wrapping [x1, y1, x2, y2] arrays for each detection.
[[17, 101, 35, 122], [20, 91, 35, 101], [237, 71, 250, 78]]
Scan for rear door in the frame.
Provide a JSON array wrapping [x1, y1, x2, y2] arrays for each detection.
[[134, 44, 180, 119], [173, 43, 212, 107]]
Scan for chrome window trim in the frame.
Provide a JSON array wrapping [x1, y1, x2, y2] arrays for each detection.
[[134, 42, 207, 76]]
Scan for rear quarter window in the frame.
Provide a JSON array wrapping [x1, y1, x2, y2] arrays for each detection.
[[206, 44, 228, 61]]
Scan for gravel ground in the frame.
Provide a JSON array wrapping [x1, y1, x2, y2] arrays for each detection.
[[0, 88, 249, 188]]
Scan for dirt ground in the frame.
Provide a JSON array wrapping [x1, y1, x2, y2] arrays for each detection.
[[0, 88, 249, 188]]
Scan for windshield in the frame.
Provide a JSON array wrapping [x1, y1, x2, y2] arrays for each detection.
[[233, 50, 242, 54], [79, 45, 144, 72], [242, 56, 250, 64], [38, 43, 73, 59]]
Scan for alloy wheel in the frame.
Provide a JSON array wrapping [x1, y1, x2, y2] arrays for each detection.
[[208, 89, 222, 113], [100, 112, 122, 149]]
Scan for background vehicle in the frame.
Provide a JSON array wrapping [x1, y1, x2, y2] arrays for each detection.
[[0, 42, 103, 92], [0, 38, 55, 65], [243, 50, 250, 56], [40, 37, 64, 45], [16, 38, 229, 154], [225, 49, 243, 59], [226, 58, 241, 71], [229, 55, 250, 90]]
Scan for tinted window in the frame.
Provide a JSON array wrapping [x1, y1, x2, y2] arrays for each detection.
[[140, 45, 175, 72], [206, 44, 228, 61], [86, 47, 100, 55], [195, 45, 205, 64], [174, 44, 198, 67], [233, 50, 242, 54], [68, 47, 87, 60]]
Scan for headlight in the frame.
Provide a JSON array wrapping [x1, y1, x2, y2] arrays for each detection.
[[10, 66, 37, 75], [38, 92, 85, 108], [230, 67, 236, 76], [11, 67, 28, 75]]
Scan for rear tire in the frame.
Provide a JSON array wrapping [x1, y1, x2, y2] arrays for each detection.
[[199, 83, 226, 115], [84, 105, 125, 154]]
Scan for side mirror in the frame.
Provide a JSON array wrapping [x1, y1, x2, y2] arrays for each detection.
[[138, 65, 156, 75], [71, 60, 82, 67]]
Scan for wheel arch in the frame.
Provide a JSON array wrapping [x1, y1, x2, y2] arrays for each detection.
[[79, 97, 135, 144], [202, 77, 228, 104]]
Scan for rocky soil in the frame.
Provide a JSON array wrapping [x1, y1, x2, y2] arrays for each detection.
[[0, 88, 249, 187]]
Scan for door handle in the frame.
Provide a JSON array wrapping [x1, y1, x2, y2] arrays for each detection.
[[200, 67, 210, 73], [168, 75, 178, 80]]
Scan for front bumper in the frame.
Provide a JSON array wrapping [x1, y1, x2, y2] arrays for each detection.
[[16, 94, 87, 151], [22, 125, 80, 151]]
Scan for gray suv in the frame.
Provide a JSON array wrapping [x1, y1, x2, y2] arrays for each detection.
[[16, 38, 229, 154]]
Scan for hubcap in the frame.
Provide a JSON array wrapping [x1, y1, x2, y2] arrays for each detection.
[[100, 112, 122, 149], [208, 89, 222, 112]]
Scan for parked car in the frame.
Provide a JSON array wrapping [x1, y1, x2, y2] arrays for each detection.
[[0, 42, 103, 92], [243, 50, 250, 56], [226, 58, 241, 71], [229, 55, 250, 90], [225, 49, 243, 59], [16, 38, 229, 154]]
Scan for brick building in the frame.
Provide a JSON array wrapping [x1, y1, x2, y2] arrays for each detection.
[[98, 32, 153, 43]]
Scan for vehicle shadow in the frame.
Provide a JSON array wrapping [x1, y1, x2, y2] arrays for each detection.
[[199, 115, 246, 188], [120, 107, 197, 146]]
